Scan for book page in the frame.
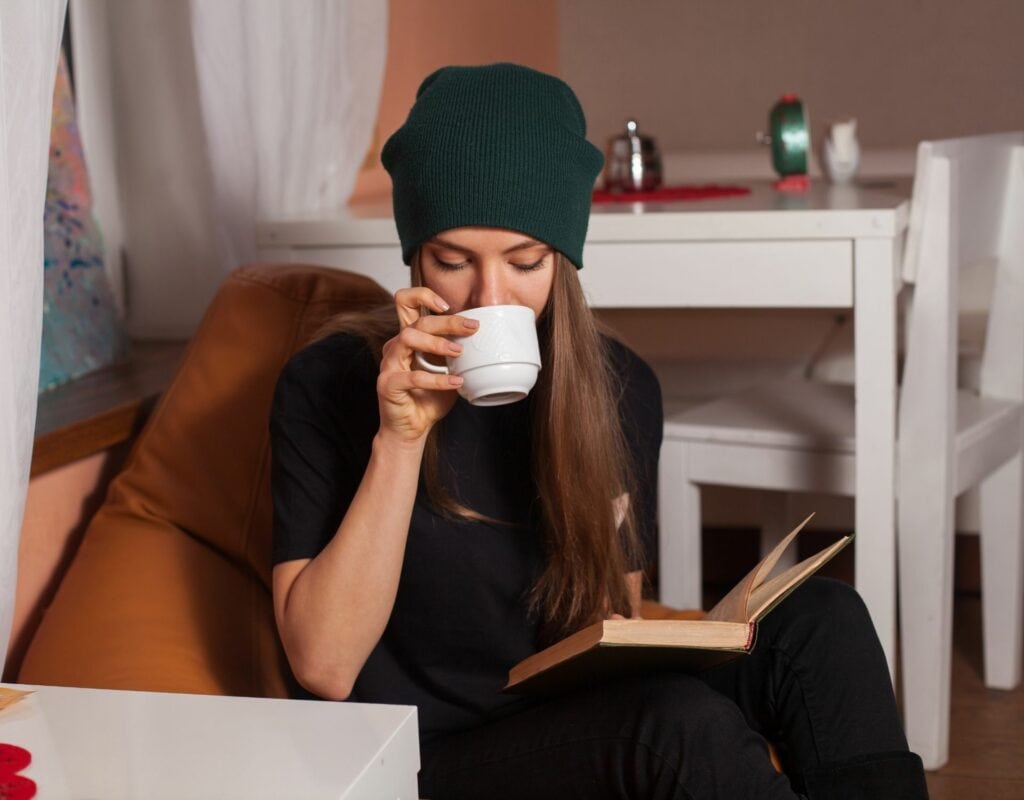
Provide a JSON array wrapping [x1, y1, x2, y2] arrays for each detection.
[[505, 619, 755, 692], [601, 618, 751, 648], [0, 687, 32, 712], [745, 534, 853, 622], [703, 564, 758, 623], [705, 513, 816, 623]]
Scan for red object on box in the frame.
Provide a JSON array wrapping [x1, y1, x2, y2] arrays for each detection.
[[0, 774, 36, 800], [0, 745, 35, 800], [0, 745, 30, 774], [592, 184, 751, 204]]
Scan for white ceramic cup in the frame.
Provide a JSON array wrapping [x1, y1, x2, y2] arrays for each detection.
[[414, 304, 542, 406]]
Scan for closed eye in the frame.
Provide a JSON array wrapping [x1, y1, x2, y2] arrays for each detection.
[[432, 255, 548, 272], [512, 256, 548, 272], [433, 256, 468, 271]]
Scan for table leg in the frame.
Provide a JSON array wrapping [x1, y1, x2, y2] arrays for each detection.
[[853, 236, 900, 680]]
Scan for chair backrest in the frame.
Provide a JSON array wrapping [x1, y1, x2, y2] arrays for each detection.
[[896, 135, 1024, 581], [978, 142, 1024, 401], [899, 134, 1024, 515], [108, 264, 391, 586], [902, 133, 1024, 400], [903, 132, 1024, 285], [18, 264, 393, 698]]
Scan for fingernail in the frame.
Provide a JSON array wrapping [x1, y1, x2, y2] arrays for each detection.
[[464, 318, 480, 329], [448, 375, 464, 385], [438, 299, 450, 311], [448, 342, 463, 354]]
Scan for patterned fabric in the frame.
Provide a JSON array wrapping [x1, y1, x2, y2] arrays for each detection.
[[39, 51, 127, 393]]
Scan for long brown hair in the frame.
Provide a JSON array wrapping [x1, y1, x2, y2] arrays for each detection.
[[313, 252, 641, 642]]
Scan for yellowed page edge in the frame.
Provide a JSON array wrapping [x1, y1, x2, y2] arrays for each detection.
[[601, 618, 752, 649], [505, 619, 756, 689], [746, 534, 854, 623], [751, 512, 816, 588], [706, 512, 816, 623]]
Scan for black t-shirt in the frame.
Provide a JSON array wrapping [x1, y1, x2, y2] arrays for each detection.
[[269, 331, 663, 740]]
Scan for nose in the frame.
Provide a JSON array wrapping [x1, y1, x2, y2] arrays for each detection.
[[471, 262, 512, 308]]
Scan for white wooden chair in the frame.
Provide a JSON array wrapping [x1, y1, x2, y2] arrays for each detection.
[[658, 132, 1024, 770]]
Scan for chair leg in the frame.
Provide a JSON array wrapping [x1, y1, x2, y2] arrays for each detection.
[[658, 440, 703, 609], [979, 450, 1024, 689], [898, 471, 956, 770]]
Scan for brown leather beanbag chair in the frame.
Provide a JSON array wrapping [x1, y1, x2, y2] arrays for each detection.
[[19, 264, 390, 697]]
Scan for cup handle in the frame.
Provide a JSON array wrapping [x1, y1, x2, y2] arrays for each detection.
[[414, 351, 450, 374]]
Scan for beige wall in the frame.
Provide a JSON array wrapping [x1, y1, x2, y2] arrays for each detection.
[[560, 0, 1024, 152], [350, 1, 865, 372], [352, 0, 559, 202], [350, 0, 1024, 196], [559, 0, 1016, 382]]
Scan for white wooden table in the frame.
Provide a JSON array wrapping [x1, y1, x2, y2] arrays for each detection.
[[257, 178, 911, 671], [0, 683, 420, 799]]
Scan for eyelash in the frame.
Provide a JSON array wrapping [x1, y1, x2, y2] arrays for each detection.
[[433, 255, 547, 272]]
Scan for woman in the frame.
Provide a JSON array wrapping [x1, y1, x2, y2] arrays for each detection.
[[269, 63, 927, 799]]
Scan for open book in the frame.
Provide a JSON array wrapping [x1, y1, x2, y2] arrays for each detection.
[[505, 514, 851, 694], [0, 686, 32, 713]]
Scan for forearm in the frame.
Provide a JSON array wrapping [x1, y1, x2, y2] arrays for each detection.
[[626, 570, 643, 617], [277, 430, 425, 698]]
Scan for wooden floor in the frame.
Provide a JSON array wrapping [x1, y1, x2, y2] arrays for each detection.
[[925, 593, 1024, 799]]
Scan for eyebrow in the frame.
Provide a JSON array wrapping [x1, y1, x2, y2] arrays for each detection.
[[428, 236, 549, 255]]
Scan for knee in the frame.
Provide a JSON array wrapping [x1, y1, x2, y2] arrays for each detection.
[[770, 577, 879, 650], [621, 675, 777, 794], [600, 674, 782, 798], [788, 577, 870, 627]]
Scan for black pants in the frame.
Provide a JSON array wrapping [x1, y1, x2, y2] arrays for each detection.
[[419, 578, 929, 799]]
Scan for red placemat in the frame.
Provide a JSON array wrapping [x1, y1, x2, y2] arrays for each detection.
[[592, 184, 751, 203]]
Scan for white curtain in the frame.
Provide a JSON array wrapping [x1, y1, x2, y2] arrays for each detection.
[[0, 0, 68, 670], [69, 0, 387, 337]]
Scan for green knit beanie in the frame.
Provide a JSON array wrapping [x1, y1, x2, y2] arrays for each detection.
[[381, 63, 603, 269]]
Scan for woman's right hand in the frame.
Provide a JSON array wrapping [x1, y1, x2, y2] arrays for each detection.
[[376, 287, 479, 444]]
